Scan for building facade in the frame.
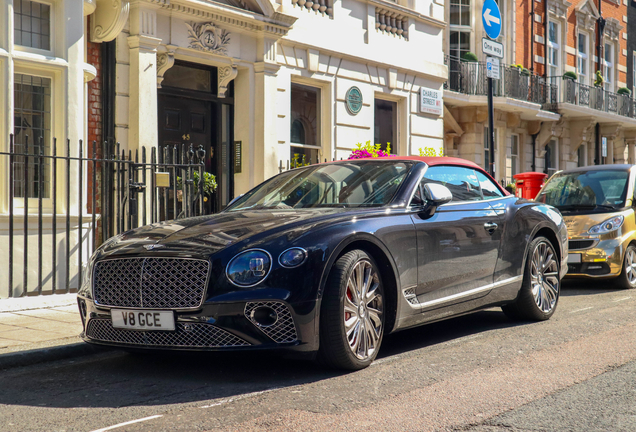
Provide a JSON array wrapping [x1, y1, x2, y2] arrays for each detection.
[[0, 0, 447, 298], [104, 0, 447, 211], [444, 0, 636, 185]]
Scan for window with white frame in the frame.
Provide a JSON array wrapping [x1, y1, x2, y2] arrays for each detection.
[[577, 144, 586, 167], [510, 134, 519, 178], [604, 43, 614, 92], [633, 51, 636, 91], [578, 32, 588, 84], [548, 21, 561, 78], [14, 0, 51, 51], [449, 0, 471, 60], [545, 139, 558, 175], [13, 73, 52, 199], [290, 83, 321, 164]]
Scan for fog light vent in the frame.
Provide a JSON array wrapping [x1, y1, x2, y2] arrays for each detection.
[[244, 301, 298, 344]]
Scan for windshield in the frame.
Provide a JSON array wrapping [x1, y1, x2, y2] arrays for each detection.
[[536, 169, 630, 212], [227, 161, 413, 210]]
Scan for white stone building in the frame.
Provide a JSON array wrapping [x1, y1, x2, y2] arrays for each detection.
[[107, 0, 447, 209]]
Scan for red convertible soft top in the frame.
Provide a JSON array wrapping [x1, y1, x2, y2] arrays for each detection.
[[374, 155, 481, 169]]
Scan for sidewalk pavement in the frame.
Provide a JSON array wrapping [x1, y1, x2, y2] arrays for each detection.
[[0, 294, 106, 369]]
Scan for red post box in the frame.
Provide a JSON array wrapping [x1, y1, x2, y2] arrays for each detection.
[[513, 172, 548, 200]]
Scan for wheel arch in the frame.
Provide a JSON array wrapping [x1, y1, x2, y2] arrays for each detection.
[[319, 235, 400, 334]]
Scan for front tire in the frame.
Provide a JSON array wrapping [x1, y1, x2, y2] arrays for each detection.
[[502, 236, 560, 321], [318, 250, 385, 370], [616, 244, 636, 289]]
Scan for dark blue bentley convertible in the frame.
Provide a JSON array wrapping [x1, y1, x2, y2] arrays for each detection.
[[78, 156, 567, 370]]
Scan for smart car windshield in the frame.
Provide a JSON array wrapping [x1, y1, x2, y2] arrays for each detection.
[[227, 160, 413, 210], [536, 169, 630, 213]]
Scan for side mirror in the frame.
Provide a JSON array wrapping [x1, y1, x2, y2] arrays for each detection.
[[424, 183, 452, 206]]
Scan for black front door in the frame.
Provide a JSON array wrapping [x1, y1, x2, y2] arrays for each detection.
[[158, 94, 216, 214], [158, 61, 234, 215]]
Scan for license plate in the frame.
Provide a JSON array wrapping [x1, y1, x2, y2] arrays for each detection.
[[111, 309, 175, 331], [567, 253, 582, 263]]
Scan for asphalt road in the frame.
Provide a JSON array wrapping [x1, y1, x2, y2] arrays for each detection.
[[1, 280, 634, 432]]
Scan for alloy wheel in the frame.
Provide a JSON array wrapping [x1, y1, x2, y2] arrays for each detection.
[[530, 241, 559, 313], [343, 259, 383, 360], [625, 248, 636, 285]]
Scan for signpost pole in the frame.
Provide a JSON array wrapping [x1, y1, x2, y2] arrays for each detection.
[[488, 77, 495, 177]]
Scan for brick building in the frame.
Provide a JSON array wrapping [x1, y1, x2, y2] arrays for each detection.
[[444, 0, 636, 184]]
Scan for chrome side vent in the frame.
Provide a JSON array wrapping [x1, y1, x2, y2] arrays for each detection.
[[404, 288, 418, 305]]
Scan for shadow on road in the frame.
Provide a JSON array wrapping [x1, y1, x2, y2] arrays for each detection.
[[0, 308, 528, 410], [0, 280, 620, 411]]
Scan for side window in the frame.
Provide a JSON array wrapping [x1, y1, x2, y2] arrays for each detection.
[[410, 184, 425, 206], [422, 166, 482, 202], [476, 171, 504, 199]]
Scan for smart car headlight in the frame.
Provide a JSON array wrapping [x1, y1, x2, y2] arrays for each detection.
[[278, 247, 307, 268], [226, 249, 272, 287], [588, 215, 624, 234]]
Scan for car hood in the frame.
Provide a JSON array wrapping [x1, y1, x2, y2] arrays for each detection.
[[563, 211, 625, 238], [98, 208, 354, 257]]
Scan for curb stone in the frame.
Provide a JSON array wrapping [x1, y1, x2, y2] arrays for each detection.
[[0, 339, 111, 370]]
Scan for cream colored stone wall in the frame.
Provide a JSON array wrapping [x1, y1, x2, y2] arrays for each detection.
[[111, 0, 447, 197], [0, 0, 94, 297]]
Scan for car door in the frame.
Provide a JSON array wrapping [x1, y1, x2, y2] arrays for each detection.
[[410, 166, 502, 308]]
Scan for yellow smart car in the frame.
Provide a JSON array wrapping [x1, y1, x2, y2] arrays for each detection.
[[535, 165, 636, 289]]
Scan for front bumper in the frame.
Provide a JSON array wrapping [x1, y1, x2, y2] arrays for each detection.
[[565, 238, 625, 279], [77, 296, 319, 353]]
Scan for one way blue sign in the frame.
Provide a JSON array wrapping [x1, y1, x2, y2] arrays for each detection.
[[482, 0, 501, 40]]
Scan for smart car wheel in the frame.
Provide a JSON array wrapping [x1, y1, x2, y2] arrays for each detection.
[[616, 244, 636, 289], [502, 236, 560, 321], [318, 250, 385, 370]]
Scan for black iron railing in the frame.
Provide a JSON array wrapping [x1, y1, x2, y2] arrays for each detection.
[[547, 77, 636, 118], [444, 56, 558, 107], [1, 134, 207, 298]]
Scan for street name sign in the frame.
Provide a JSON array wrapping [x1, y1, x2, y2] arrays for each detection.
[[486, 57, 500, 80], [482, 0, 502, 40], [482, 38, 504, 59]]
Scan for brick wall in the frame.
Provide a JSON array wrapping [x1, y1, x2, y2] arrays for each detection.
[[516, 0, 627, 85], [87, 40, 102, 214]]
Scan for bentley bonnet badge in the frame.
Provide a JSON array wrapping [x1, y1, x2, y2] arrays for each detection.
[[143, 244, 165, 250]]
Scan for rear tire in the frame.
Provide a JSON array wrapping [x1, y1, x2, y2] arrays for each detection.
[[615, 244, 636, 289], [317, 250, 385, 370], [502, 236, 560, 321]]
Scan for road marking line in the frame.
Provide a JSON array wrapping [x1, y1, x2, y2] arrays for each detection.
[[613, 297, 631, 302], [89, 415, 163, 432], [199, 388, 280, 409], [570, 307, 593, 313]]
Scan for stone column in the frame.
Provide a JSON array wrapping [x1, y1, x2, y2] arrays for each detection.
[[252, 37, 281, 184], [127, 4, 161, 153]]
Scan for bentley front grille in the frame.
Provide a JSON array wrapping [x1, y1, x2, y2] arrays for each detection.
[[86, 319, 250, 348], [93, 258, 210, 309], [244, 301, 298, 344]]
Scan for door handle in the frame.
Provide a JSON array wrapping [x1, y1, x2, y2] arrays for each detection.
[[484, 222, 498, 234]]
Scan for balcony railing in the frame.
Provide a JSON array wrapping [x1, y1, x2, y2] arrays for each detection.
[[444, 56, 558, 107], [546, 77, 636, 119]]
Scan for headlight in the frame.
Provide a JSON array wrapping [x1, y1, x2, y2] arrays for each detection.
[[588, 215, 624, 234], [278, 247, 307, 268], [226, 249, 272, 287]]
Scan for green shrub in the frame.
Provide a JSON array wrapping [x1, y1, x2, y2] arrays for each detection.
[[563, 71, 578, 81], [461, 52, 479, 62], [617, 87, 632, 96]]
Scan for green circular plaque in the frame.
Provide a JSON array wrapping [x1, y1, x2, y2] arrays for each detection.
[[345, 86, 363, 115]]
